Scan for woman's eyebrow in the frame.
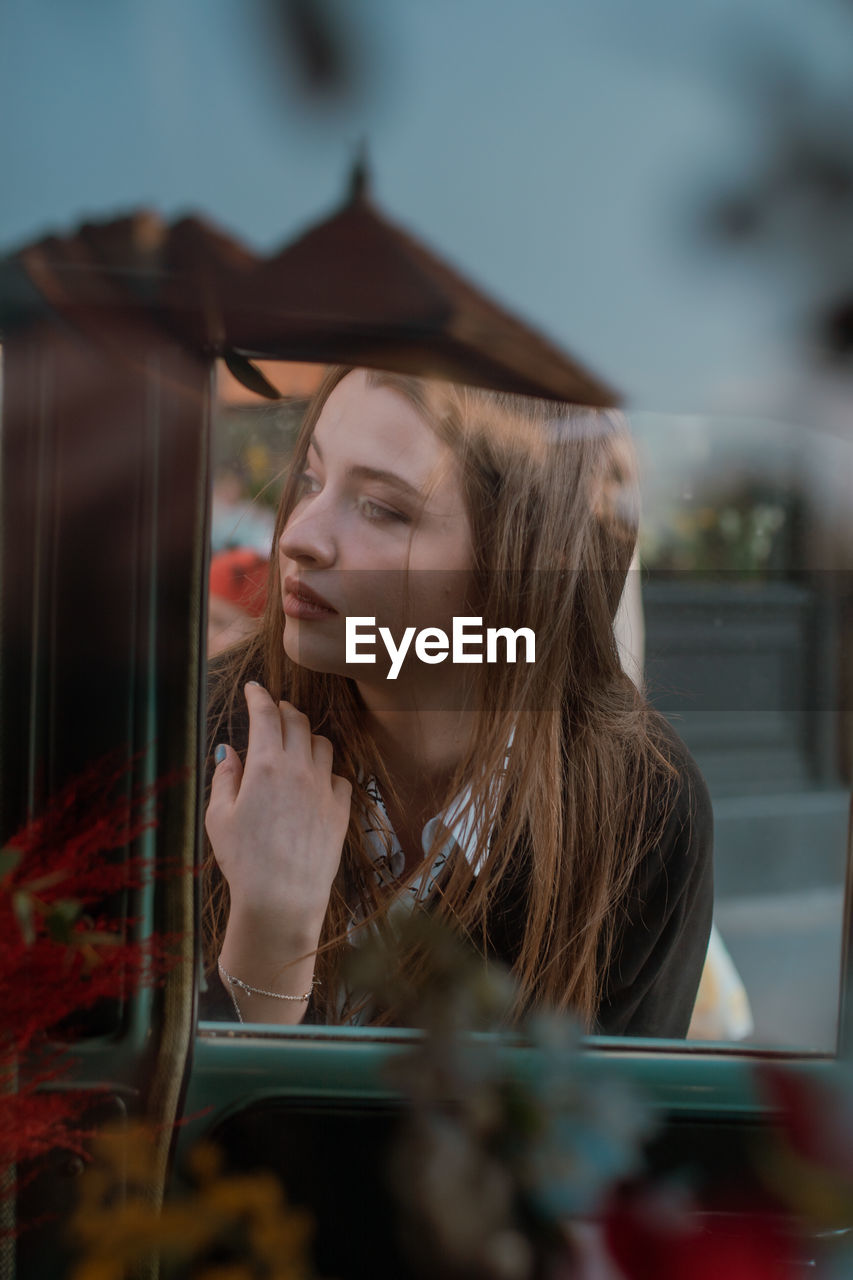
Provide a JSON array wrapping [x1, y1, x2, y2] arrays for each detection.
[[348, 465, 423, 501], [308, 435, 423, 500]]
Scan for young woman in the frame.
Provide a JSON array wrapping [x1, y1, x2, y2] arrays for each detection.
[[203, 367, 713, 1035]]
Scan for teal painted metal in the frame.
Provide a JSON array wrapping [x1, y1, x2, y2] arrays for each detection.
[[175, 1021, 839, 1169]]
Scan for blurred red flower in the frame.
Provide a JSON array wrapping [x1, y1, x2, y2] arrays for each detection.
[[0, 754, 183, 1171], [603, 1185, 795, 1280]]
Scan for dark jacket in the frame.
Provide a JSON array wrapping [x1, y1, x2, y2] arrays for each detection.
[[482, 726, 714, 1037]]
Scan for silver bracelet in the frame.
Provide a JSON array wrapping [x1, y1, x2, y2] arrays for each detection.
[[217, 958, 319, 1021]]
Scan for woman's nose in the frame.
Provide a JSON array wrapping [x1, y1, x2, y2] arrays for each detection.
[[278, 501, 337, 567]]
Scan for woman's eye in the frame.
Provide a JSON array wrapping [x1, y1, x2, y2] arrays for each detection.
[[297, 472, 321, 496], [358, 497, 410, 525]]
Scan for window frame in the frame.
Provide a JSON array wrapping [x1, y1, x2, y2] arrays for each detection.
[[2, 218, 852, 1238]]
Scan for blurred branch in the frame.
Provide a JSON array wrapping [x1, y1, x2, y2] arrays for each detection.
[[280, 0, 349, 92], [700, 11, 853, 366], [259, 0, 370, 103]]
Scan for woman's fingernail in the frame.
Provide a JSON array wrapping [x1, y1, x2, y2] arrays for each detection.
[[214, 744, 227, 765], [246, 680, 261, 688]]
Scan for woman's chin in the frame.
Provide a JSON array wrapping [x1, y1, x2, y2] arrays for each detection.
[[282, 626, 342, 675]]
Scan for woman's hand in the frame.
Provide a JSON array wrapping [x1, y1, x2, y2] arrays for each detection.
[[206, 682, 352, 967]]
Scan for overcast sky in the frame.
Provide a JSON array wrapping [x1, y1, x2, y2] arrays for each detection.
[[3, 0, 852, 411]]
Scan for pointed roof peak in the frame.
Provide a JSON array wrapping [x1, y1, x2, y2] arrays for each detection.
[[347, 143, 371, 205]]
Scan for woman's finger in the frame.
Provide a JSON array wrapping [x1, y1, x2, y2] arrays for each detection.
[[278, 700, 313, 758], [331, 773, 353, 806], [310, 733, 334, 770], [244, 681, 289, 762], [206, 743, 243, 820]]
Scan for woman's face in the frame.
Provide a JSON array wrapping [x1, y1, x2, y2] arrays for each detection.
[[278, 371, 475, 690]]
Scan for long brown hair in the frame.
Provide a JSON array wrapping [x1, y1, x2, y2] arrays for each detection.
[[204, 367, 675, 1027]]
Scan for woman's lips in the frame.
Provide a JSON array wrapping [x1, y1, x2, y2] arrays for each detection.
[[283, 576, 338, 620]]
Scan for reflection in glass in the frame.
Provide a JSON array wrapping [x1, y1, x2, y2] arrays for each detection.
[[202, 364, 851, 1051], [634, 411, 852, 1050]]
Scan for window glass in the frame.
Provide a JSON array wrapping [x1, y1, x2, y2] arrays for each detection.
[[204, 363, 852, 1052], [634, 410, 852, 1051]]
